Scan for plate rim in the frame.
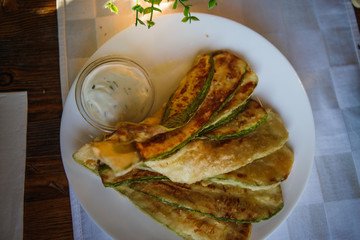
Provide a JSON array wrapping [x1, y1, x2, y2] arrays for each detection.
[[60, 12, 315, 240]]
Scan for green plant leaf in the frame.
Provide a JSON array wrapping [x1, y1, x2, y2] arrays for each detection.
[[183, 6, 190, 16], [108, 4, 118, 14], [190, 16, 200, 21], [106, 0, 222, 28], [137, 18, 146, 26], [147, 20, 155, 28], [153, 7, 162, 13], [132, 4, 144, 13], [172, 0, 178, 9], [143, 7, 153, 14], [208, 0, 218, 9], [105, 2, 118, 14], [181, 16, 189, 22]]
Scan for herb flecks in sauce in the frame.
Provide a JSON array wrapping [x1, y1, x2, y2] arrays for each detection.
[[81, 63, 153, 128]]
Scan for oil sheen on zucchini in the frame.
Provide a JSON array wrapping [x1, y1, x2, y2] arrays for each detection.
[[72, 143, 100, 174], [73, 97, 261, 178], [100, 167, 166, 187], [207, 145, 294, 190], [73, 104, 166, 176], [116, 185, 252, 240], [199, 68, 258, 135], [72, 134, 107, 174], [102, 144, 293, 190], [105, 103, 168, 143], [203, 99, 267, 140], [161, 54, 215, 129], [129, 180, 284, 223], [136, 51, 248, 161], [100, 101, 271, 187], [145, 111, 289, 184]]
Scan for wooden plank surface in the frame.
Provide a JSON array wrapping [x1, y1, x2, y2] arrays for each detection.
[[0, 0, 359, 240], [0, 0, 73, 239]]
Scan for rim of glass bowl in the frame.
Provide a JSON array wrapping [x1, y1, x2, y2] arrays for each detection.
[[75, 56, 154, 133]]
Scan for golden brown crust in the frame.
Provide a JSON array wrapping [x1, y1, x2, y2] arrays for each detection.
[[130, 180, 284, 222], [106, 104, 168, 143], [210, 145, 294, 189], [117, 185, 252, 240], [145, 112, 289, 184], [137, 52, 247, 160], [165, 54, 212, 119]]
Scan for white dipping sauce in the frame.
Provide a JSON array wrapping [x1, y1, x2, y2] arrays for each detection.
[[81, 63, 153, 128]]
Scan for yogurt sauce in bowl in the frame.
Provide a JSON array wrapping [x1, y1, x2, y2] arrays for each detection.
[[75, 56, 154, 132]]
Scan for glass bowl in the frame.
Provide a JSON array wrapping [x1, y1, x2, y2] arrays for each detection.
[[75, 56, 154, 132]]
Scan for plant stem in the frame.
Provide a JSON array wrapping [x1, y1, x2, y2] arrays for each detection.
[[150, 0, 154, 24], [135, 0, 139, 26]]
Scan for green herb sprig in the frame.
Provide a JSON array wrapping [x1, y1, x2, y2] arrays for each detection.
[[105, 0, 220, 29]]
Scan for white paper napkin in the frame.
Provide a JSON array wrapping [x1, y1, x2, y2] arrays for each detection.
[[0, 92, 27, 240]]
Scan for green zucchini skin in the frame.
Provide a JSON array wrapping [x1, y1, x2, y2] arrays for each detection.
[[137, 51, 248, 161], [102, 144, 293, 191], [203, 99, 268, 141], [129, 181, 284, 223], [199, 99, 250, 137], [137, 62, 258, 162], [92, 110, 290, 189], [116, 185, 252, 240], [161, 54, 215, 129], [199, 67, 258, 135], [71, 50, 293, 240], [207, 145, 294, 190], [74, 52, 258, 166], [145, 111, 289, 184], [100, 167, 167, 187], [99, 100, 268, 187]]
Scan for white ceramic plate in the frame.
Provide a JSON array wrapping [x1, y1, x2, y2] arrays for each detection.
[[60, 13, 315, 240]]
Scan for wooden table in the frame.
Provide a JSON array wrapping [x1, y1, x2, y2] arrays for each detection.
[[0, 1, 72, 239], [0, 1, 359, 239]]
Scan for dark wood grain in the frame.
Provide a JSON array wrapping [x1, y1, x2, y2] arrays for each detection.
[[0, 0, 73, 239]]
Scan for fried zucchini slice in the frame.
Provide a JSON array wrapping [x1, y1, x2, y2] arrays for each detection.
[[77, 111, 288, 183], [202, 99, 267, 140], [136, 51, 248, 161], [208, 145, 294, 190], [105, 103, 168, 143], [100, 167, 165, 187], [129, 181, 284, 223], [161, 54, 215, 128], [145, 111, 289, 184], [116, 185, 252, 240], [90, 141, 141, 176], [199, 69, 258, 135], [99, 100, 266, 185], [73, 105, 165, 175], [100, 144, 293, 190], [72, 143, 101, 174], [72, 134, 107, 174], [73, 138, 142, 177]]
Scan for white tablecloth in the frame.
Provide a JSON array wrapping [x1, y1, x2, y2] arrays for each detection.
[[57, 0, 360, 239]]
